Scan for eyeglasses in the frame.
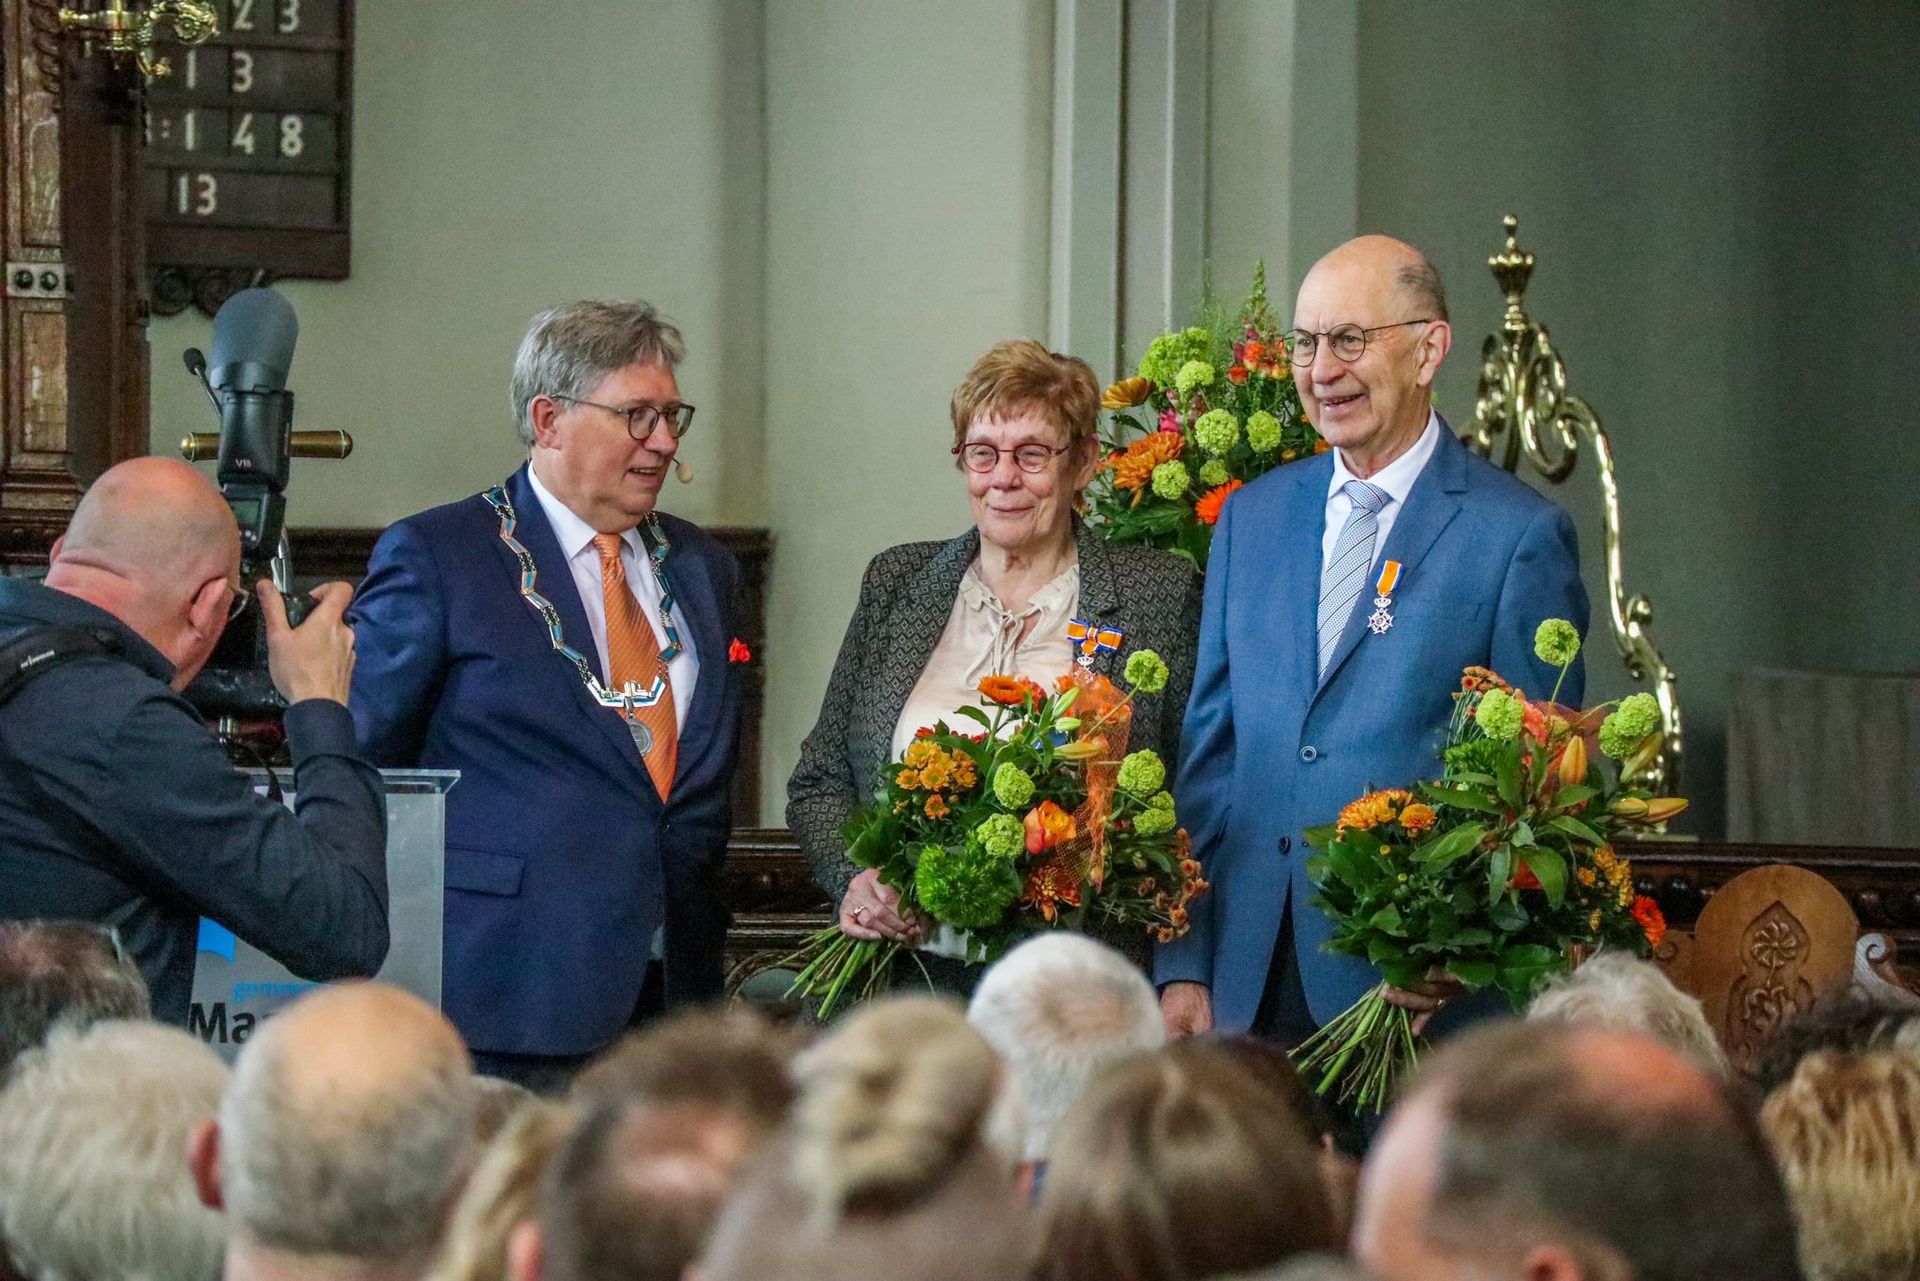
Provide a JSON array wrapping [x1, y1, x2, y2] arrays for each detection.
[[225, 579, 252, 622], [550, 394, 697, 441], [953, 442, 1072, 474], [1281, 318, 1435, 366]]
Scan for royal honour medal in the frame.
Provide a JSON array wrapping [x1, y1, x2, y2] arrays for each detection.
[[1367, 560, 1403, 635]]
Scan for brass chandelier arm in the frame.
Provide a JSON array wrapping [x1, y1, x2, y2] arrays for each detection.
[[1469, 215, 1684, 794], [56, 0, 219, 79]]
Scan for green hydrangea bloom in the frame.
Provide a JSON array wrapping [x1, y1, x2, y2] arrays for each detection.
[[1124, 649, 1170, 694], [1443, 738, 1504, 779], [991, 764, 1035, 810], [1198, 459, 1230, 487], [914, 841, 1022, 930], [974, 812, 1026, 861], [1475, 688, 1524, 741], [1533, 618, 1581, 668], [1133, 806, 1176, 837], [1138, 327, 1213, 387], [1599, 692, 1662, 759], [1245, 410, 1282, 453], [1174, 360, 1215, 399], [1147, 790, 1176, 811], [1150, 461, 1190, 500], [1116, 750, 1167, 796], [1192, 409, 1240, 457]]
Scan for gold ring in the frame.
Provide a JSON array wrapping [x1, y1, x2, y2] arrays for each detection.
[[853, 905, 868, 921]]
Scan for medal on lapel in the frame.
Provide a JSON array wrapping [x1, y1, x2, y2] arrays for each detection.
[[1066, 617, 1125, 668], [1367, 560, 1403, 635]]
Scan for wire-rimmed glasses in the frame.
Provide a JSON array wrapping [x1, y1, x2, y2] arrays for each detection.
[[1281, 318, 1435, 366], [550, 394, 697, 441], [951, 442, 1072, 473]]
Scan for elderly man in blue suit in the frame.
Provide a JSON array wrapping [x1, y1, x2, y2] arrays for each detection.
[[1157, 236, 1588, 1048], [349, 301, 742, 1088]]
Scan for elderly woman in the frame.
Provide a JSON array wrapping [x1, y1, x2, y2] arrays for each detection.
[[787, 339, 1200, 982]]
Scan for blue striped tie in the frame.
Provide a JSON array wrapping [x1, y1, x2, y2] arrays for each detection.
[[1317, 479, 1390, 677]]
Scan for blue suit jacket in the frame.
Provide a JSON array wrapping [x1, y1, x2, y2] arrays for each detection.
[[1154, 426, 1589, 1033], [348, 465, 741, 1056]]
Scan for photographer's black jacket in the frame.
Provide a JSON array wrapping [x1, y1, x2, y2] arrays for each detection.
[[0, 578, 390, 1024]]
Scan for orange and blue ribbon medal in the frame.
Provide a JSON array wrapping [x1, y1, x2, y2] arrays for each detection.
[[1366, 560, 1402, 635], [1067, 617, 1125, 667]]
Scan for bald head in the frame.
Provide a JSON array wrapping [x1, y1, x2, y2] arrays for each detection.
[[1301, 235, 1448, 326], [56, 457, 239, 593], [219, 982, 477, 1264]]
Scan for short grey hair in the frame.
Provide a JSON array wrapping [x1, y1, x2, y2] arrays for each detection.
[[1527, 950, 1731, 1080], [1397, 251, 1449, 324], [220, 1011, 479, 1260], [0, 1020, 228, 1281], [966, 933, 1164, 1162], [509, 299, 687, 447], [0, 919, 150, 1081]]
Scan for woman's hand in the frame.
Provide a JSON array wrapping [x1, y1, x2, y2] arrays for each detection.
[[838, 868, 926, 944], [1382, 966, 1469, 1036]]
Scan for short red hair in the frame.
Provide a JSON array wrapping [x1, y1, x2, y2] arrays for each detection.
[[949, 339, 1100, 456]]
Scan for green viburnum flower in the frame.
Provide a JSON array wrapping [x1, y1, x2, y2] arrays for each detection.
[[1599, 692, 1662, 759], [1174, 360, 1215, 399], [1245, 410, 1282, 453], [1116, 750, 1167, 797], [974, 812, 1026, 861], [1147, 790, 1176, 811], [1198, 459, 1230, 487], [1475, 688, 1524, 741], [1192, 409, 1240, 457], [1138, 327, 1213, 387], [991, 764, 1035, 810], [1133, 805, 1176, 837], [1124, 649, 1170, 694], [915, 841, 1022, 930], [1533, 618, 1581, 668], [1151, 461, 1190, 500]]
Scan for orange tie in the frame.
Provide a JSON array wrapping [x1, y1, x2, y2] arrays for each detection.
[[593, 533, 678, 801]]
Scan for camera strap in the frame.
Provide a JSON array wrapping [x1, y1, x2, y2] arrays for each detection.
[[0, 624, 120, 708]]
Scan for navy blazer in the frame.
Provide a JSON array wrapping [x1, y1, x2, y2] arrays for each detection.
[[1154, 425, 1589, 1033], [348, 464, 741, 1056]]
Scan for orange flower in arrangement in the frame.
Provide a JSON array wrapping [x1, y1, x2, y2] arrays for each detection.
[[923, 794, 950, 819], [1226, 366, 1249, 385], [1105, 431, 1186, 491], [1101, 376, 1153, 410], [1313, 439, 1332, 454], [1024, 800, 1077, 854], [895, 768, 920, 790], [1195, 480, 1245, 526], [1021, 853, 1083, 923], [1631, 895, 1667, 948], [978, 675, 1046, 707], [1509, 862, 1543, 891], [1398, 803, 1437, 834], [1336, 789, 1413, 835]]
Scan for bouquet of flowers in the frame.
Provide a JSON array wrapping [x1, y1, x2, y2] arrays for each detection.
[[1087, 263, 1323, 566], [787, 653, 1209, 1017], [1294, 620, 1685, 1111]]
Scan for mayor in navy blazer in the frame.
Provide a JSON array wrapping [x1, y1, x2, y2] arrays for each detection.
[[348, 302, 741, 1079], [1156, 238, 1589, 1044]]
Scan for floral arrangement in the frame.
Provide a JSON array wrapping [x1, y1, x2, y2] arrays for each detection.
[[788, 653, 1208, 1016], [1087, 263, 1323, 566], [1294, 621, 1685, 1111]]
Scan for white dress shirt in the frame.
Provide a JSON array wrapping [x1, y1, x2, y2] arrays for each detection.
[[526, 466, 699, 727], [1321, 410, 1443, 576]]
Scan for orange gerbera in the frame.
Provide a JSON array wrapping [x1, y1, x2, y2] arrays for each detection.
[[1195, 479, 1244, 526], [978, 675, 1045, 707], [1101, 376, 1153, 410], [1023, 800, 1076, 854], [1105, 431, 1186, 491], [1631, 895, 1667, 949], [1337, 789, 1413, 834]]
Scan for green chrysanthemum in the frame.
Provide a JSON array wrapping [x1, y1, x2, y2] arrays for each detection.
[[1245, 410, 1282, 453], [1124, 649, 1170, 695], [1475, 688, 1524, 741], [1198, 459, 1230, 487], [1599, 692, 1662, 759], [974, 812, 1026, 861], [1116, 750, 1167, 797], [1147, 790, 1176, 812], [1133, 806, 1176, 837], [1174, 360, 1215, 399], [1192, 409, 1240, 457], [1138, 327, 1213, 387], [991, 763, 1035, 810], [1533, 618, 1582, 668], [914, 841, 1022, 930], [1151, 461, 1190, 500]]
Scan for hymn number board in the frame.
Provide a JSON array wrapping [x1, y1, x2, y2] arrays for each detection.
[[144, 0, 354, 284]]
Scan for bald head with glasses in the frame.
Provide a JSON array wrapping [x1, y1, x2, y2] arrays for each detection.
[[1286, 236, 1454, 480]]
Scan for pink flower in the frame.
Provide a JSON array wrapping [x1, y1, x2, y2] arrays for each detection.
[[1158, 408, 1181, 433]]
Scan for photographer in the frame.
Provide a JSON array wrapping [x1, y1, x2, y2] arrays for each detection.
[[0, 458, 389, 1026]]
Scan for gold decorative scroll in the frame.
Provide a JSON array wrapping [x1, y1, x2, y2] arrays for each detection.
[[1469, 214, 1683, 794], [57, 0, 217, 80]]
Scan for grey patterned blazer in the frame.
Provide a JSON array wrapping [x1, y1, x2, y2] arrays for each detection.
[[787, 518, 1202, 902]]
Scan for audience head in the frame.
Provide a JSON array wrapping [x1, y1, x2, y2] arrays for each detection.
[[1353, 1021, 1800, 1281], [1761, 1049, 1920, 1281], [1036, 1040, 1339, 1281], [949, 339, 1102, 560], [193, 981, 478, 1277], [1290, 236, 1452, 472], [43, 456, 244, 689], [966, 933, 1164, 1163], [572, 1005, 797, 1127], [0, 1020, 227, 1281], [1750, 985, 1920, 1094], [1527, 951, 1731, 1081], [701, 996, 1032, 1281], [0, 919, 149, 1081], [429, 1099, 573, 1281]]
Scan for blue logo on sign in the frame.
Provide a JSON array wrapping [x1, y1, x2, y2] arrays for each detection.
[[196, 919, 237, 963]]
